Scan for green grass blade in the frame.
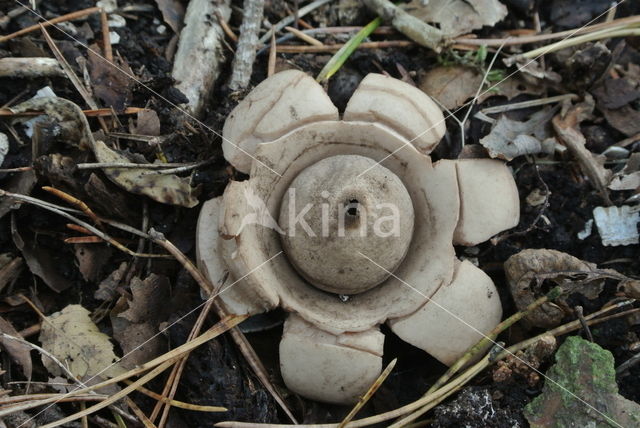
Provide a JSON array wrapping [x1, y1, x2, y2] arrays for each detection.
[[316, 17, 382, 83]]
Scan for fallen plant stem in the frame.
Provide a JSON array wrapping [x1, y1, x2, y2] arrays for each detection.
[[317, 17, 382, 82], [0, 107, 145, 117], [42, 186, 103, 228], [276, 40, 412, 53], [0, 6, 102, 43], [455, 15, 640, 47], [480, 94, 578, 115], [40, 360, 176, 428], [338, 358, 397, 428], [285, 26, 323, 46], [0, 315, 246, 419], [427, 286, 562, 395], [509, 27, 640, 64]]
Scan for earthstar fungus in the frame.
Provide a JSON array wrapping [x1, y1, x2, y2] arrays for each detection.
[[197, 70, 520, 404]]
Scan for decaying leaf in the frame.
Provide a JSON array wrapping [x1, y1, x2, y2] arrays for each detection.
[[87, 44, 132, 112], [404, 0, 508, 37], [9, 97, 200, 208], [11, 217, 70, 293], [0, 170, 37, 221], [525, 336, 640, 428], [592, 76, 640, 137], [552, 97, 612, 204], [154, 0, 185, 34], [111, 274, 170, 369], [0, 254, 23, 293], [0, 316, 32, 378], [95, 262, 128, 301], [480, 108, 557, 161], [505, 249, 619, 328], [133, 109, 161, 136], [74, 244, 112, 283], [93, 140, 200, 207], [419, 66, 483, 110], [39, 304, 124, 379]]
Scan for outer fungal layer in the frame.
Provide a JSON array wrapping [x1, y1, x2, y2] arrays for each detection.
[[197, 70, 520, 404]]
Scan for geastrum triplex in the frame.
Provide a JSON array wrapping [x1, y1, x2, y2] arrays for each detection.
[[196, 70, 520, 404]]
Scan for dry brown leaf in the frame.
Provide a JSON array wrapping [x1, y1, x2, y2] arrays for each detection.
[[154, 0, 185, 34], [479, 108, 557, 161], [505, 249, 618, 328], [133, 109, 161, 136], [0, 170, 36, 220], [88, 44, 132, 112], [74, 244, 112, 283], [39, 305, 125, 379], [405, 0, 508, 37], [0, 255, 23, 293], [0, 316, 32, 378], [553, 97, 612, 204], [94, 262, 128, 301], [419, 66, 483, 110], [111, 274, 170, 369], [11, 218, 70, 293]]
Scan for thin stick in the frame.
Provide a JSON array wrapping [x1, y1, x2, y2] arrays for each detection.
[[513, 27, 640, 63], [42, 186, 103, 228], [100, 9, 113, 62], [0, 6, 102, 43], [275, 40, 412, 53], [338, 359, 397, 428], [39, 360, 176, 428], [258, 0, 334, 44], [216, 10, 238, 42], [268, 28, 277, 77], [454, 15, 640, 47], [285, 26, 323, 46], [125, 397, 156, 428], [480, 94, 578, 115], [0, 107, 145, 117]]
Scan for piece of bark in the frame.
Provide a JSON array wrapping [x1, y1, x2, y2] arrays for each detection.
[[228, 0, 265, 91], [171, 0, 231, 116], [0, 58, 64, 78]]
